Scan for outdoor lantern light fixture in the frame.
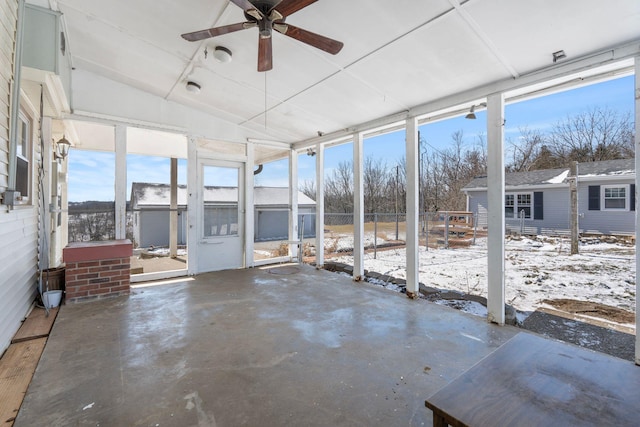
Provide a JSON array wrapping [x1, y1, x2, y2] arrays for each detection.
[[465, 102, 487, 120], [186, 80, 201, 94], [54, 135, 71, 159]]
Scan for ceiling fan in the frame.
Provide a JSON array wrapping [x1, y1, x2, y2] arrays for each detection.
[[181, 0, 343, 72]]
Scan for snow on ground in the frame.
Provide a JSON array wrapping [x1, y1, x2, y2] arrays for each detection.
[[145, 247, 187, 256], [331, 235, 636, 322]]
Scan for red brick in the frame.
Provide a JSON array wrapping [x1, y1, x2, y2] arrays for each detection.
[[110, 264, 129, 271], [78, 273, 99, 280], [110, 285, 130, 292], [89, 288, 111, 295], [80, 284, 102, 291], [99, 270, 123, 277], [70, 268, 89, 275], [77, 261, 100, 268], [100, 259, 122, 266], [68, 290, 88, 298]]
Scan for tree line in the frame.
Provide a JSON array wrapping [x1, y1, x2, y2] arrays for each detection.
[[301, 107, 635, 214]]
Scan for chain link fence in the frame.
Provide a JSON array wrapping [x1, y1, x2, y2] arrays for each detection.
[[302, 211, 480, 263]]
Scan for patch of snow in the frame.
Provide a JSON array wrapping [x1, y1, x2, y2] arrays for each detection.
[[435, 300, 487, 318], [545, 170, 569, 184], [329, 235, 636, 326]]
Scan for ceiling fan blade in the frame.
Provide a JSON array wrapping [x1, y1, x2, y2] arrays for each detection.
[[272, 0, 318, 17], [277, 24, 343, 54], [258, 35, 273, 72], [181, 22, 248, 42]]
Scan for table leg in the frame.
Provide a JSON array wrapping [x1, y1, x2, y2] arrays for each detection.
[[432, 412, 448, 427]]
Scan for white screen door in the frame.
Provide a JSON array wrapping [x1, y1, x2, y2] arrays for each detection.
[[197, 161, 244, 272]]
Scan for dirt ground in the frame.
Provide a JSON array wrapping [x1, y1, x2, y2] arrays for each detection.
[[542, 298, 635, 325]]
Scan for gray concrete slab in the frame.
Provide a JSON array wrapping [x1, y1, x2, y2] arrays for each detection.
[[16, 264, 518, 426]]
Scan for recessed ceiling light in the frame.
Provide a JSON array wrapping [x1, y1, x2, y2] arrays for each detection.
[[186, 81, 201, 94], [213, 46, 232, 63]]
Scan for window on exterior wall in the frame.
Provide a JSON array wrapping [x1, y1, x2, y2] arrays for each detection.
[[517, 193, 531, 218], [505, 193, 532, 219], [505, 194, 514, 218], [15, 110, 32, 201], [603, 185, 627, 210]]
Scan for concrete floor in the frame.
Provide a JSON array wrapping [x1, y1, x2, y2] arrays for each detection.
[[16, 264, 519, 426]]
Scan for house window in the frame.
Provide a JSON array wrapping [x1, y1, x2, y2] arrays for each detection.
[[15, 111, 32, 201], [505, 193, 533, 219], [603, 185, 627, 210], [517, 194, 531, 218], [505, 194, 514, 218]]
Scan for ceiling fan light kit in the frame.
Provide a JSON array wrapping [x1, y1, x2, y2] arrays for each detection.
[[181, 0, 343, 72]]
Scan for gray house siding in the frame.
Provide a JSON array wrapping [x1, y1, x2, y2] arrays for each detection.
[[579, 179, 635, 235], [468, 187, 570, 235], [255, 208, 316, 242], [135, 209, 188, 247]]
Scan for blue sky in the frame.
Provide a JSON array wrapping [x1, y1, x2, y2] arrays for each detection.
[[68, 75, 634, 202]]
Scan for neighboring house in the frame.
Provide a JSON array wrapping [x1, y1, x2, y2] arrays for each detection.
[[462, 159, 635, 236], [130, 183, 316, 248]]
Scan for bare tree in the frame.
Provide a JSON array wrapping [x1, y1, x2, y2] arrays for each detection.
[[548, 107, 634, 163]]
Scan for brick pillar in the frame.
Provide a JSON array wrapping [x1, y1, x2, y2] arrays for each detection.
[[63, 240, 133, 302]]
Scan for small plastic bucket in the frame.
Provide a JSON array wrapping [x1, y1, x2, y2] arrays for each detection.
[[43, 290, 63, 308]]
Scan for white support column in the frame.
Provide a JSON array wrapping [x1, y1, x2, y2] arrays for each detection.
[[405, 117, 420, 297], [245, 143, 255, 268], [634, 56, 640, 366], [170, 158, 178, 258], [187, 135, 198, 275], [353, 132, 365, 280], [289, 148, 299, 259], [486, 93, 506, 325], [114, 125, 127, 240], [315, 142, 325, 267]]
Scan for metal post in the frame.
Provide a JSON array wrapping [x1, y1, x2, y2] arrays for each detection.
[[444, 213, 449, 249], [472, 212, 478, 245], [374, 212, 378, 259], [425, 211, 428, 251], [300, 214, 305, 262]]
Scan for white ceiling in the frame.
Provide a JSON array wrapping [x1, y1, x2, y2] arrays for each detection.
[[31, 0, 640, 148]]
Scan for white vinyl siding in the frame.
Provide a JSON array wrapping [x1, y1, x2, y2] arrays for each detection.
[[0, 0, 18, 193], [0, 0, 40, 355]]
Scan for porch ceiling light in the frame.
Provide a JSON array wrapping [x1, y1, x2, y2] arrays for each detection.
[[186, 81, 202, 94], [213, 46, 232, 63], [465, 105, 477, 120], [465, 102, 487, 120], [54, 135, 71, 159]]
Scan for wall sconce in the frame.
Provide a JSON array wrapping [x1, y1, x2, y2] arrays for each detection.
[[54, 135, 71, 159]]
